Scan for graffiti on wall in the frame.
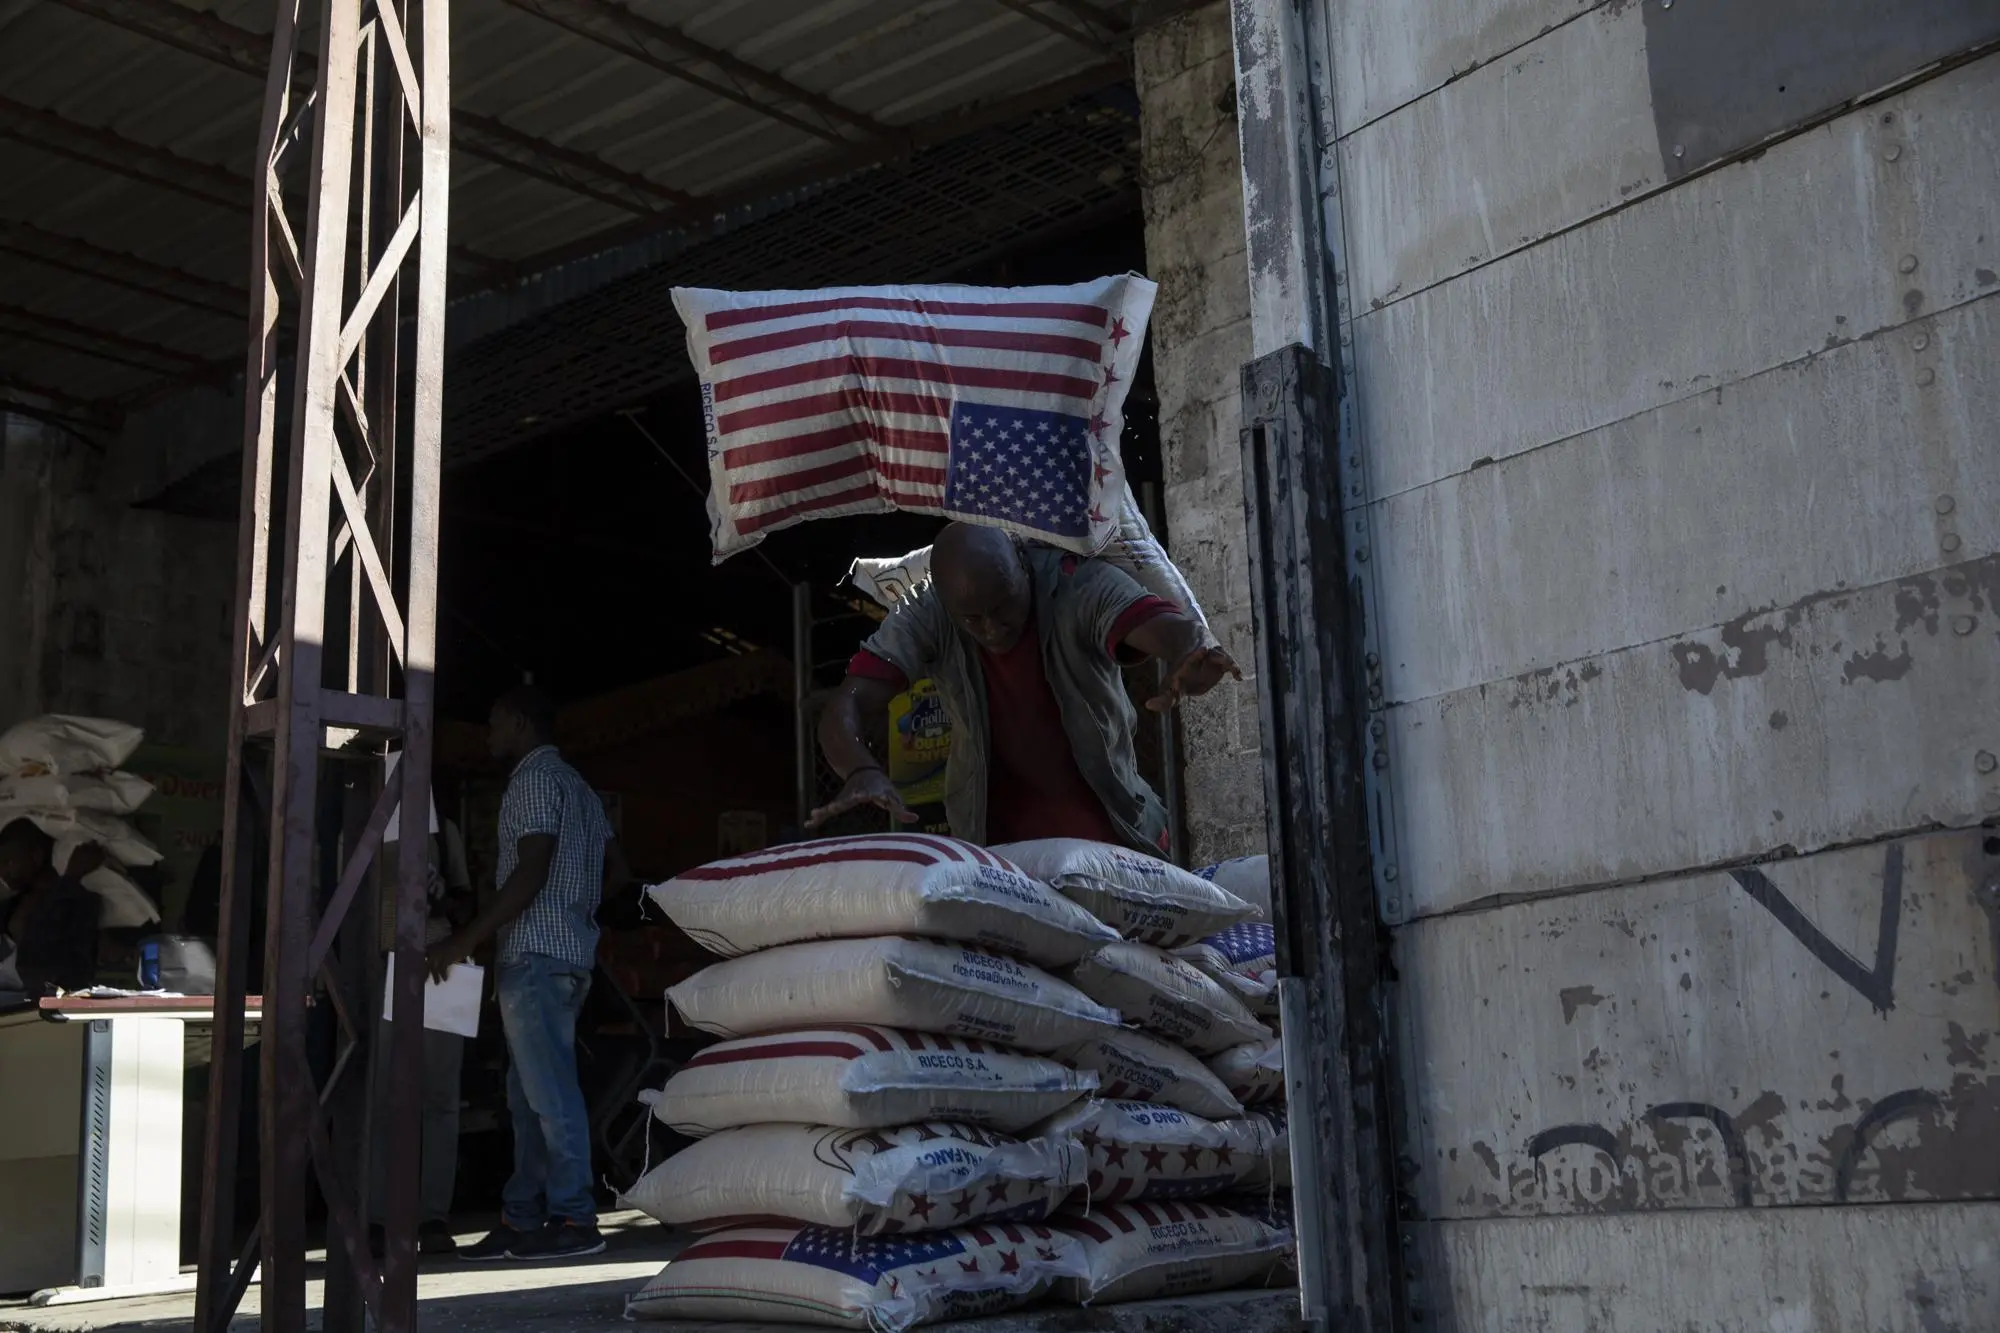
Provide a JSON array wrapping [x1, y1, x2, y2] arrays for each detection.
[[1398, 832, 2000, 1219]]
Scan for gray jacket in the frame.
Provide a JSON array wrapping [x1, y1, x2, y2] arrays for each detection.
[[861, 547, 1169, 852]]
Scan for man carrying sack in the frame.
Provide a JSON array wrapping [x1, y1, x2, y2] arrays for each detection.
[[813, 522, 1237, 852]]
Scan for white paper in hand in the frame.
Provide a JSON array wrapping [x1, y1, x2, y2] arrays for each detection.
[[383, 956, 482, 1037]]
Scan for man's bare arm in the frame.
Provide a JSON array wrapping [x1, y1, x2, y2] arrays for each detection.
[[1122, 612, 1243, 712], [809, 675, 916, 828]]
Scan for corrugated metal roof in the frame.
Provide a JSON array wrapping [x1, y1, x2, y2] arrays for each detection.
[[0, 0, 1139, 412]]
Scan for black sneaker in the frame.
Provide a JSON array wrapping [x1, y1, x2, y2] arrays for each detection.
[[507, 1220, 607, 1260], [419, 1221, 459, 1255], [460, 1223, 535, 1262]]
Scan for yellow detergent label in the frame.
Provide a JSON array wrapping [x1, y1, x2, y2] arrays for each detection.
[[888, 678, 952, 833]]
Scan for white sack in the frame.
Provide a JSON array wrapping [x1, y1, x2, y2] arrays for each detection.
[[1105, 485, 1214, 644], [650, 1025, 1095, 1137], [1053, 1199, 1293, 1305], [1205, 1039, 1285, 1107], [1239, 1106, 1291, 1189], [995, 839, 1255, 949], [75, 862, 162, 929], [849, 550, 933, 609], [0, 804, 163, 867], [1195, 855, 1272, 920], [1052, 1027, 1241, 1120], [668, 936, 1121, 1052], [1176, 921, 1279, 1015], [1034, 1100, 1269, 1204], [627, 1221, 1085, 1330], [622, 1122, 1084, 1235], [676, 276, 1155, 564], [1068, 940, 1269, 1055], [648, 834, 1115, 968], [0, 771, 154, 814], [0, 715, 144, 776], [846, 486, 1211, 640]]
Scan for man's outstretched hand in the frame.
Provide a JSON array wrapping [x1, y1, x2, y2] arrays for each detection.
[[425, 936, 471, 984], [1146, 644, 1244, 712], [807, 767, 918, 831]]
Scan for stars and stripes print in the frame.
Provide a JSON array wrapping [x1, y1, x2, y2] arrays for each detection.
[[644, 1221, 1081, 1326], [673, 276, 1156, 562]]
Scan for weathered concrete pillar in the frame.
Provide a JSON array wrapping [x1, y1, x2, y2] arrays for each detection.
[[1136, 0, 1264, 865]]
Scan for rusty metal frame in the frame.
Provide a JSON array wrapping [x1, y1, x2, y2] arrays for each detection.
[[193, 2, 448, 1332]]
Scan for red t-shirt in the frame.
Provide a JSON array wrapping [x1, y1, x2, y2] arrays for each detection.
[[848, 596, 1174, 844]]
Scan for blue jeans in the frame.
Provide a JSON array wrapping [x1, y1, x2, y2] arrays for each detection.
[[495, 954, 595, 1227]]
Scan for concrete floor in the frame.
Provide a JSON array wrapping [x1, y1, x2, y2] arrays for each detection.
[[0, 1212, 678, 1333], [0, 1214, 1303, 1333]]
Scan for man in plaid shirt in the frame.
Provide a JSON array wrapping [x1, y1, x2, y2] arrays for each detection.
[[427, 685, 624, 1261]]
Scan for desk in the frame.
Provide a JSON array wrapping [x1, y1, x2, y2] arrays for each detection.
[[0, 996, 262, 1306]]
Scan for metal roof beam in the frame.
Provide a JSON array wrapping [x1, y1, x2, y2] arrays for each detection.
[[1047, 0, 1131, 37], [0, 93, 245, 210], [53, 0, 690, 217], [0, 299, 217, 376], [501, 0, 895, 147], [0, 219, 245, 320], [991, 0, 1124, 57], [0, 95, 503, 282], [492, 60, 1131, 286]]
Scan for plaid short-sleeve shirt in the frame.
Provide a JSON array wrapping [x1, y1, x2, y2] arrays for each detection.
[[495, 745, 612, 968]]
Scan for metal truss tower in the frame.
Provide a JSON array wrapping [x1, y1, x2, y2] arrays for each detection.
[[193, 2, 449, 1331]]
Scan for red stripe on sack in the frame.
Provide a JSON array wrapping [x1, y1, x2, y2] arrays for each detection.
[[1160, 1202, 1186, 1224], [712, 355, 1099, 406], [816, 1024, 897, 1052], [679, 848, 942, 880], [719, 421, 949, 470], [684, 1039, 865, 1068], [728, 455, 947, 506], [1001, 1224, 1025, 1244], [735, 482, 884, 534], [706, 296, 1109, 331], [717, 833, 955, 865], [727, 451, 875, 504], [1107, 1205, 1138, 1234], [676, 1238, 791, 1263], [685, 1214, 803, 1231], [1132, 1202, 1164, 1228], [718, 387, 953, 435], [710, 319, 1102, 367], [970, 1227, 995, 1248], [1066, 1216, 1114, 1243]]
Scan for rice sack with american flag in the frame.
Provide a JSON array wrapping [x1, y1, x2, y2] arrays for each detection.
[[644, 833, 1116, 969], [626, 1221, 1086, 1329], [1033, 1100, 1274, 1204], [619, 1121, 1085, 1237], [1051, 1199, 1293, 1305], [672, 276, 1157, 563], [647, 1025, 1097, 1137]]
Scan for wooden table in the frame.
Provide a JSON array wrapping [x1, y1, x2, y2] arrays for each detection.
[[0, 995, 261, 1306]]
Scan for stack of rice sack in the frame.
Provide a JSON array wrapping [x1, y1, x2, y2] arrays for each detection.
[[626, 834, 1296, 1324], [993, 841, 1295, 1306], [625, 834, 1119, 1328], [0, 715, 162, 930]]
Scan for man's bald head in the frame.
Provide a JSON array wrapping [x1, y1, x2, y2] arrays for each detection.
[[932, 523, 1033, 653]]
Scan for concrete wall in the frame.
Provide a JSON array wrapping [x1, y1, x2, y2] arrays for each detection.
[[1136, 1, 1265, 866], [1234, 0, 2000, 1326], [0, 410, 236, 755]]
